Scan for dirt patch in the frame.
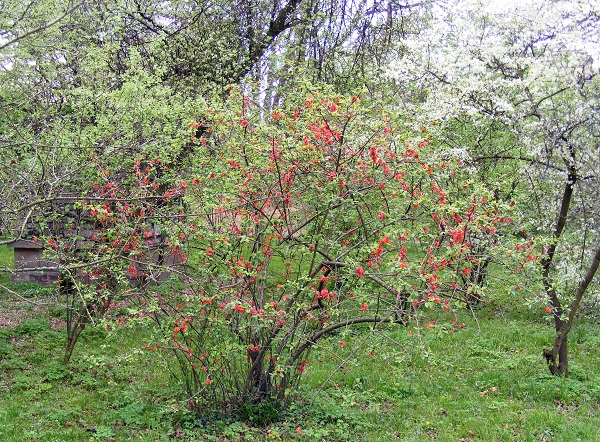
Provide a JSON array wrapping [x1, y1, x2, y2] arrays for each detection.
[[0, 299, 48, 328]]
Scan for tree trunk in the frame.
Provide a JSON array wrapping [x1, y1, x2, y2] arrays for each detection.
[[540, 177, 573, 376], [64, 321, 86, 365], [543, 322, 569, 376], [543, 247, 600, 377]]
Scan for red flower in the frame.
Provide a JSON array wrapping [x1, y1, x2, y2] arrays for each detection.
[[356, 266, 365, 278], [452, 229, 464, 244], [360, 304, 368, 311]]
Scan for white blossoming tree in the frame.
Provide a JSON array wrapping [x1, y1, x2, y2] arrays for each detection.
[[387, 0, 600, 376]]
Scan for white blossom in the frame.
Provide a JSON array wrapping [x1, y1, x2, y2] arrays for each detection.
[[388, 0, 600, 282]]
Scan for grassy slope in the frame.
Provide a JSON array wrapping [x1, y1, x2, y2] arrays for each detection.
[[0, 281, 599, 441]]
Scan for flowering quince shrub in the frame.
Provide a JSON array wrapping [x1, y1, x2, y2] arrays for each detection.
[[37, 154, 186, 364], [133, 89, 521, 413]]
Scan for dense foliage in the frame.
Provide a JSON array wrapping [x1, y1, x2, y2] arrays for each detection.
[[0, 0, 598, 427]]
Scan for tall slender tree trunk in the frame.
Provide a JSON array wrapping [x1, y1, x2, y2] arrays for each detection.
[[540, 177, 573, 376]]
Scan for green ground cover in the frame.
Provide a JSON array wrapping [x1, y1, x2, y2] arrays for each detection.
[[0, 281, 598, 441], [0, 244, 13, 285]]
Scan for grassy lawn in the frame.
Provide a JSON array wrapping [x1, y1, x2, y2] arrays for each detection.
[[0, 244, 13, 285], [0, 280, 599, 441]]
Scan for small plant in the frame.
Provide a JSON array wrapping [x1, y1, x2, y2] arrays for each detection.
[[17, 318, 50, 336], [236, 399, 282, 425]]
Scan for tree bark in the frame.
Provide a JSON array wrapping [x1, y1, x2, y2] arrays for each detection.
[[543, 247, 600, 376], [64, 321, 86, 365], [540, 175, 573, 376]]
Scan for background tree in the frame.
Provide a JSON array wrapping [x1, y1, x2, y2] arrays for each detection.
[[387, 0, 600, 376], [1, 0, 428, 230]]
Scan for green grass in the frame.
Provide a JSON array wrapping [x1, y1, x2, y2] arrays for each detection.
[[0, 284, 599, 441], [0, 244, 13, 285], [296, 317, 600, 441]]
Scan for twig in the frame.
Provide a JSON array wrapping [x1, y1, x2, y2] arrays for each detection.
[[0, 2, 83, 51]]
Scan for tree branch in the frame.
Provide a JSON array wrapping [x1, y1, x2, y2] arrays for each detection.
[[238, 0, 303, 79], [0, 2, 83, 51], [546, 247, 600, 360], [291, 315, 397, 362]]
